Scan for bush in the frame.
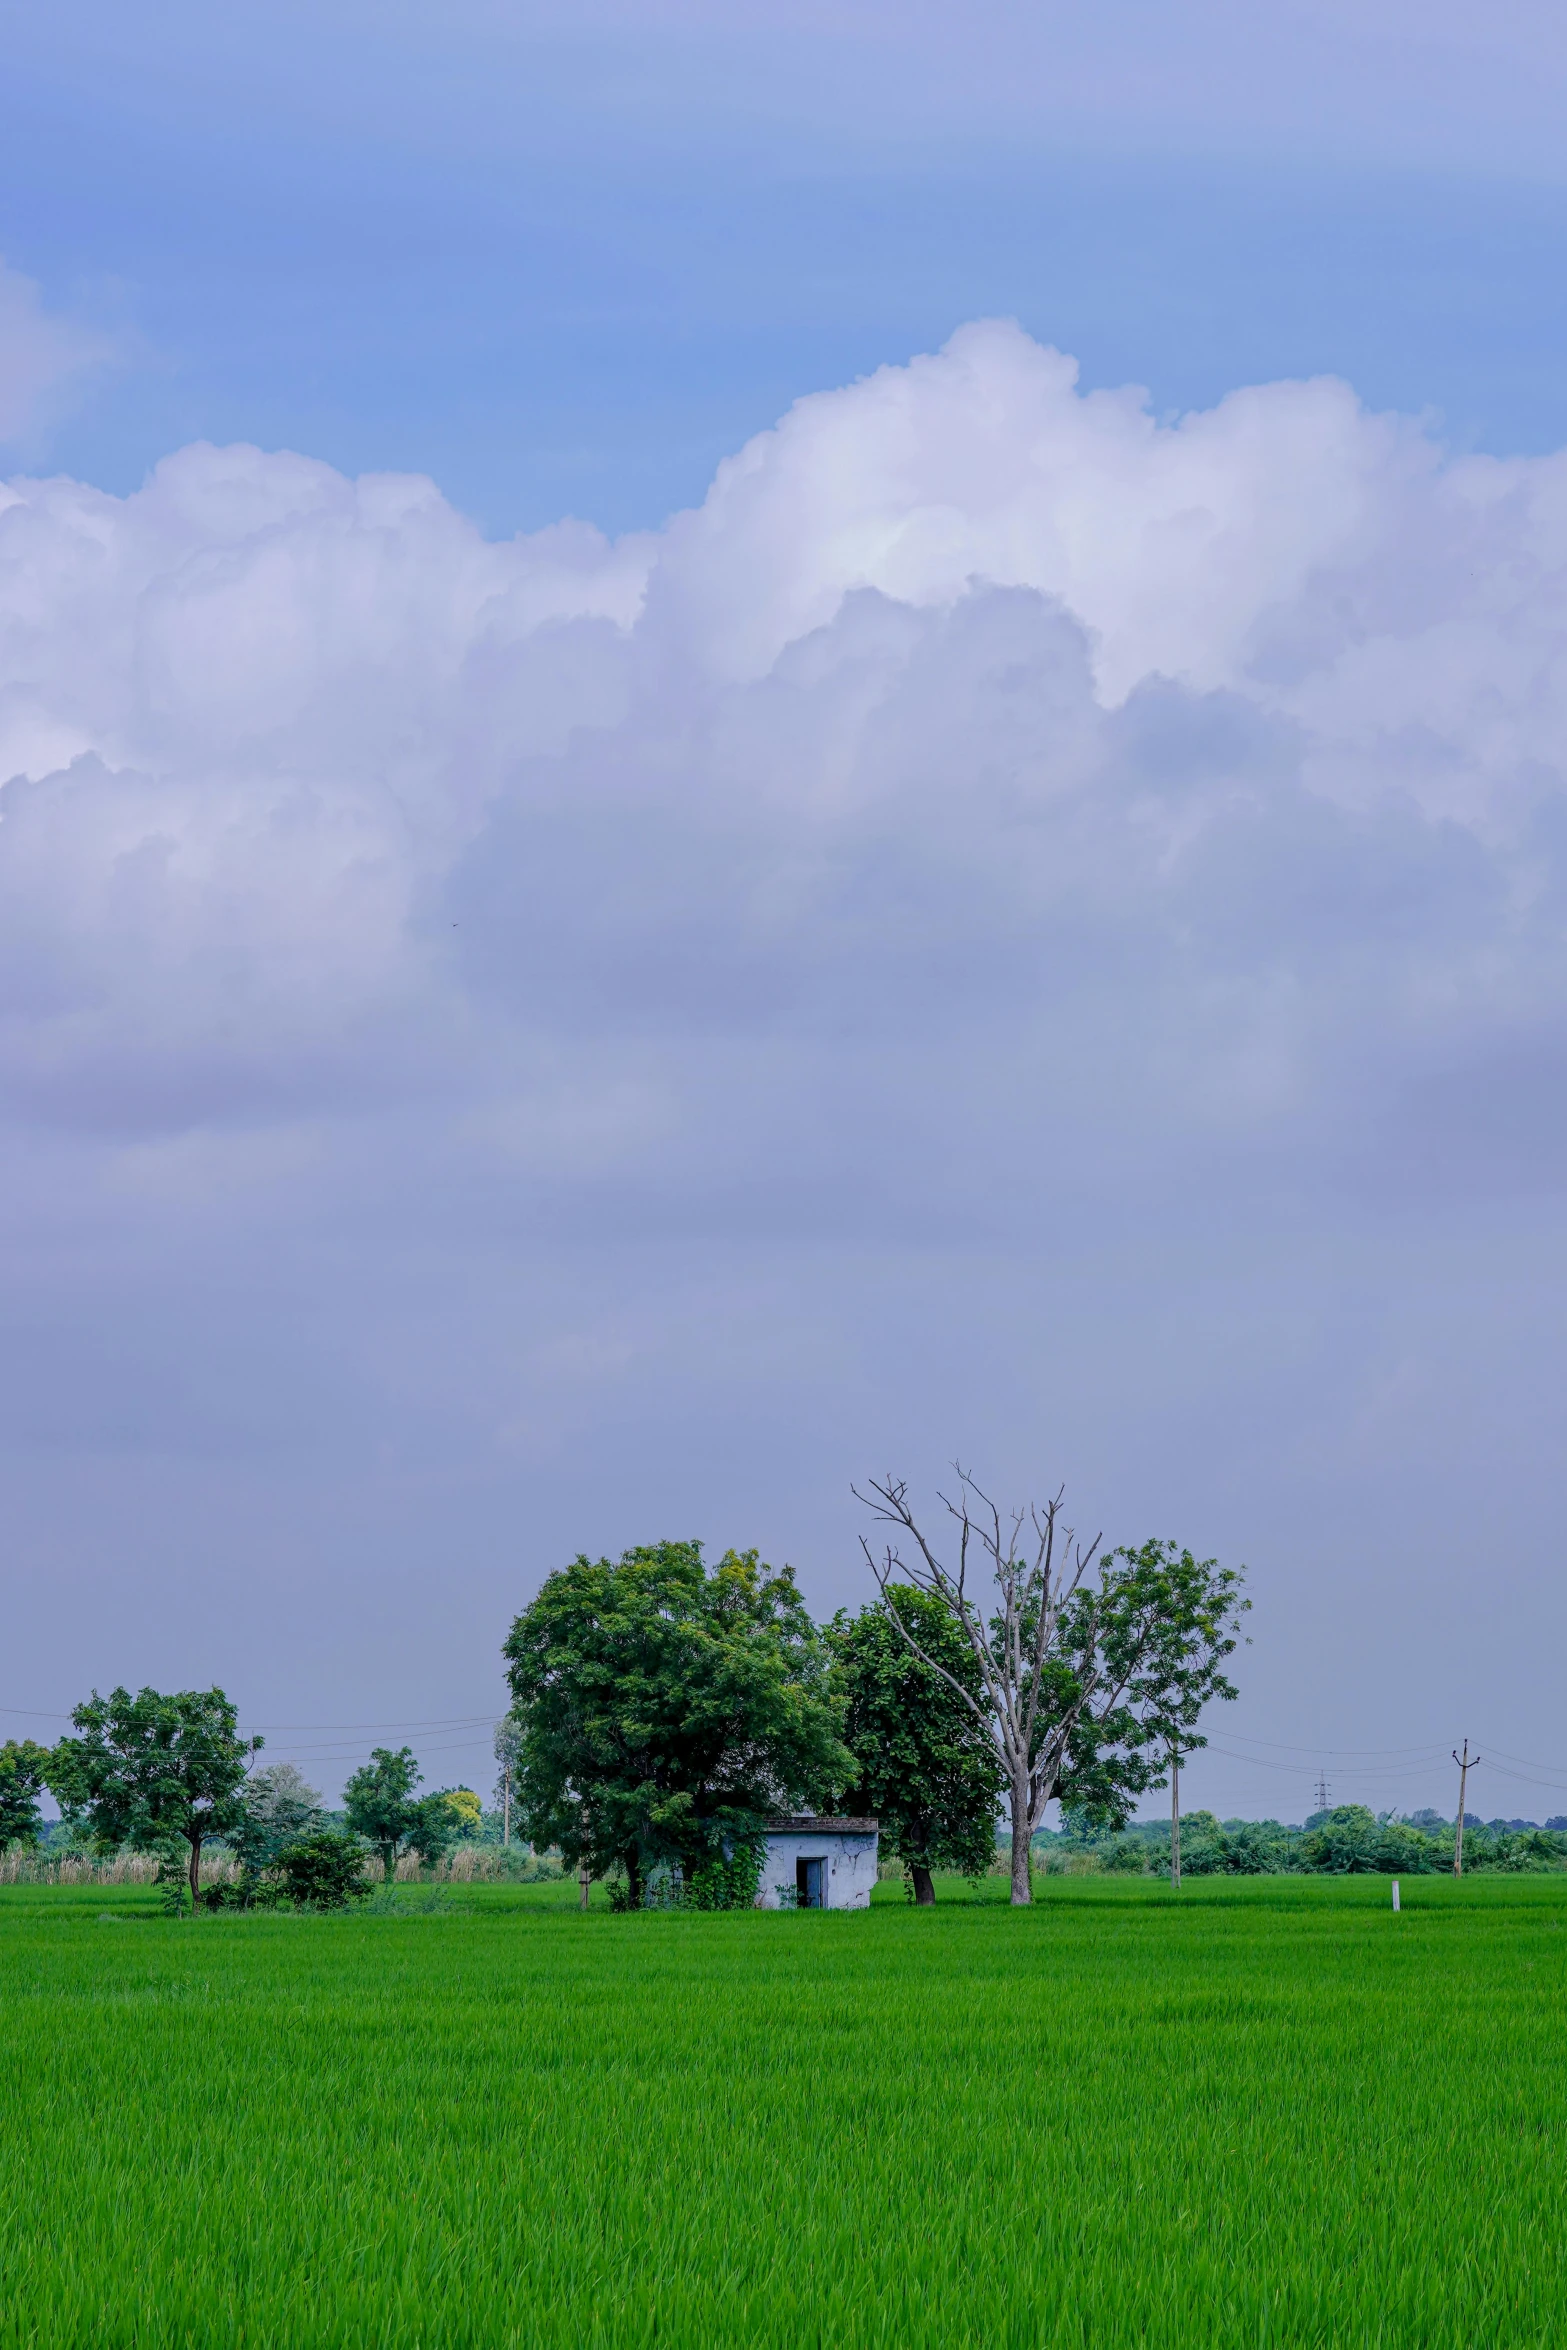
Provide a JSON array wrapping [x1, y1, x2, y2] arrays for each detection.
[[684, 1840, 763, 1910], [273, 1830, 372, 1911], [609, 1839, 765, 1911], [1101, 1836, 1154, 1874], [1296, 1806, 1438, 1875], [1479, 1829, 1567, 1873], [155, 1860, 191, 1917]]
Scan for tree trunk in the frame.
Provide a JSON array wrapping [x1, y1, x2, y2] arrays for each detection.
[[624, 1850, 643, 1910], [579, 1863, 590, 1912], [1010, 1783, 1033, 1905], [187, 1832, 202, 1916], [1170, 1752, 1181, 1890], [382, 1843, 397, 1884], [911, 1865, 936, 1906]]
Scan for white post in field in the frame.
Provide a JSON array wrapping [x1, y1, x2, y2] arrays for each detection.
[[1391, 1879, 1400, 1912]]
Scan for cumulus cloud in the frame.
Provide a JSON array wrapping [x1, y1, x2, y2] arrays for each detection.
[[7, 320, 1567, 1802], [0, 316, 1563, 1187]]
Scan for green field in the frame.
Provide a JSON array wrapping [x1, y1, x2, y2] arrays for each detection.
[[2, 1874, 1563, 2347]]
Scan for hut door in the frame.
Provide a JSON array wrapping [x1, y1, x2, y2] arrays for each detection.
[[797, 1857, 826, 1908]]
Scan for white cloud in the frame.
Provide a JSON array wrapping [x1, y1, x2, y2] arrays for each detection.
[[6, 315, 1567, 1809], [0, 317, 1562, 1172]]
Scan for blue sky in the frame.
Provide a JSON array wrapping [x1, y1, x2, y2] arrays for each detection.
[[5, 2, 1567, 1824], [11, 2, 1567, 529]]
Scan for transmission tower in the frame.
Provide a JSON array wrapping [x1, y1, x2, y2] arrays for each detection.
[[1313, 1770, 1332, 1812]]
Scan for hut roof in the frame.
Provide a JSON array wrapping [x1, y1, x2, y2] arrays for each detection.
[[764, 1816, 878, 1834]]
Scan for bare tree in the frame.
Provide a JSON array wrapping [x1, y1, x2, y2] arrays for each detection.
[[856, 1470, 1246, 1905], [856, 1469, 1109, 1905]]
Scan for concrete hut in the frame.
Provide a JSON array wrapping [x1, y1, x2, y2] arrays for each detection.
[[757, 1815, 879, 1910]]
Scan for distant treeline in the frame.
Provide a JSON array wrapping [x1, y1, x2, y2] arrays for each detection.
[[1035, 1805, 1567, 1876], [31, 1804, 544, 1868]]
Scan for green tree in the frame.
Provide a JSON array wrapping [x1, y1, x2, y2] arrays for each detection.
[[342, 1746, 424, 1881], [272, 1829, 372, 1909], [828, 1589, 1002, 1902], [230, 1761, 323, 1874], [856, 1470, 1248, 1904], [406, 1787, 479, 1868], [47, 1687, 259, 1911], [1056, 1540, 1249, 1883], [503, 1541, 853, 1908], [0, 1739, 52, 1850]]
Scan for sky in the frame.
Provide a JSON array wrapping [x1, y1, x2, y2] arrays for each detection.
[[4, 0, 1567, 1825]]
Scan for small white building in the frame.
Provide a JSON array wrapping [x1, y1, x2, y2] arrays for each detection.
[[757, 1816, 879, 1910]]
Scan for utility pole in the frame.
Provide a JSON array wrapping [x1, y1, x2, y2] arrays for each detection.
[[1170, 1747, 1182, 1889], [1452, 1740, 1482, 1876], [502, 1764, 511, 1849]]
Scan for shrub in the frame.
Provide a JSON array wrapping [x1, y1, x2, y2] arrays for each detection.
[[609, 1838, 765, 1911], [1479, 1829, 1567, 1873], [1296, 1806, 1438, 1875], [273, 1830, 372, 1911], [684, 1839, 763, 1910]]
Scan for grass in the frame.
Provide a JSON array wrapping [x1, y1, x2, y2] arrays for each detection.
[[2, 1873, 1564, 2347]]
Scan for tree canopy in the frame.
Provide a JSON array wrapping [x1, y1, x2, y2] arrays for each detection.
[[1049, 1539, 1249, 1823], [503, 1540, 853, 1906], [0, 1739, 52, 1850], [47, 1687, 257, 1910], [231, 1761, 323, 1874], [857, 1471, 1248, 1902], [404, 1786, 480, 1869], [342, 1746, 425, 1881], [828, 1589, 1002, 1900]]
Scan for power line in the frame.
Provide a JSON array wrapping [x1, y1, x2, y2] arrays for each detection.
[[1203, 1743, 1442, 1784], [247, 1716, 498, 1733], [275, 1739, 496, 1765], [1216, 1732, 1451, 1760], [1, 1703, 501, 1733]]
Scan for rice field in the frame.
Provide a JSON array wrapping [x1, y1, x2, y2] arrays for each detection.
[[1, 1872, 1563, 2347]]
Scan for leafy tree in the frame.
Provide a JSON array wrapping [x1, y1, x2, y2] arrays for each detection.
[[0, 1739, 52, 1849], [856, 1470, 1248, 1903], [272, 1829, 372, 1909], [439, 1786, 482, 1837], [48, 1687, 259, 1911], [343, 1746, 424, 1881], [504, 1541, 853, 1908], [406, 1787, 480, 1868], [231, 1762, 323, 1874], [828, 1588, 1002, 1902], [1057, 1539, 1249, 1883]]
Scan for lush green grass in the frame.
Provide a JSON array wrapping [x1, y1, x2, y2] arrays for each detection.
[[2, 1874, 1564, 2347]]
